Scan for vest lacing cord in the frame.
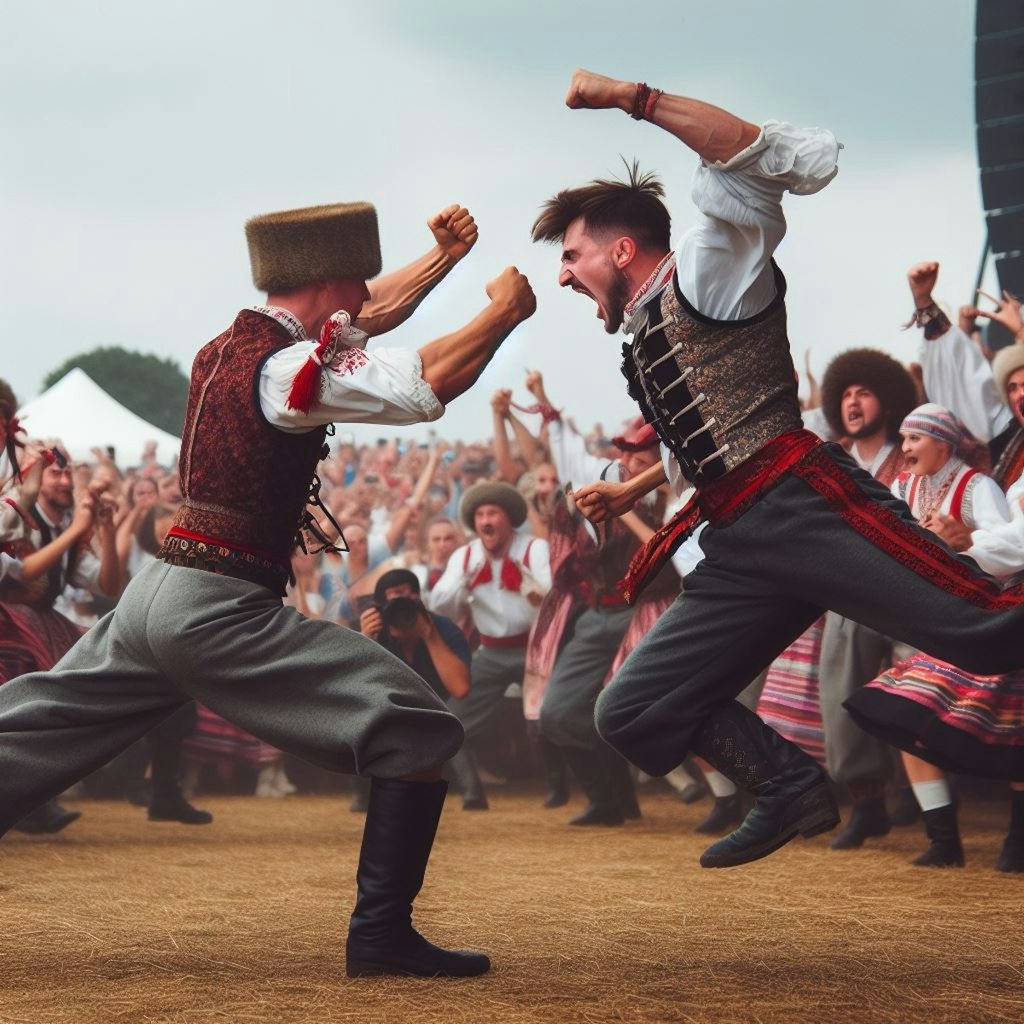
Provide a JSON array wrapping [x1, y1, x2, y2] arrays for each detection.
[[668, 392, 706, 425], [697, 443, 730, 472], [655, 365, 695, 401], [297, 473, 348, 557], [644, 339, 684, 371], [680, 418, 717, 450]]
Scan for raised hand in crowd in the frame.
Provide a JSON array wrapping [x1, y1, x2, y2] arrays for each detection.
[[907, 260, 940, 309], [976, 288, 1023, 341]]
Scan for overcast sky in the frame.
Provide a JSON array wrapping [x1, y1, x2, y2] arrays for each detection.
[[2, 0, 993, 448]]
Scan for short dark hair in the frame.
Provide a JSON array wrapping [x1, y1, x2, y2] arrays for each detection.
[[531, 160, 670, 252], [373, 568, 421, 605]]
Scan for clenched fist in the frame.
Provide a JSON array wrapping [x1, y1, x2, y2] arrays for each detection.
[[428, 204, 478, 262], [565, 68, 632, 112], [907, 261, 939, 306], [487, 267, 537, 324]]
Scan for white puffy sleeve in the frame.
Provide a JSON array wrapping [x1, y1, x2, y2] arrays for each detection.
[[679, 120, 842, 320], [260, 343, 444, 431], [965, 477, 1024, 579]]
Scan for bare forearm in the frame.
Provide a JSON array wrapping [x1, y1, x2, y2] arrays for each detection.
[[97, 530, 123, 598], [569, 70, 758, 165], [20, 531, 81, 581], [492, 412, 519, 483], [622, 462, 668, 504], [419, 308, 519, 406], [426, 641, 471, 699], [507, 413, 544, 468], [355, 247, 453, 338]]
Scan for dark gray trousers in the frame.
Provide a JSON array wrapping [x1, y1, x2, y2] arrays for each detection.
[[595, 447, 1024, 777], [0, 561, 462, 833], [539, 606, 633, 750], [452, 644, 526, 740]]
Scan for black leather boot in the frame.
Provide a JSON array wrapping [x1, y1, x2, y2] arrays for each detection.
[[601, 744, 641, 820], [447, 748, 488, 811], [912, 804, 964, 867], [694, 794, 744, 835], [345, 778, 490, 978], [537, 734, 571, 809], [996, 836, 1024, 873], [562, 747, 624, 826], [691, 702, 838, 868], [148, 731, 212, 825], [830, 793, 891, 850], [12, 799, 81, 835]]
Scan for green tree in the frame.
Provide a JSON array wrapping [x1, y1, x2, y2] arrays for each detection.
[[43, 347, 189, 435]]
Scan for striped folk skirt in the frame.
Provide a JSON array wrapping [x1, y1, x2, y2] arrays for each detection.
[[845, 653, 1024, 781]]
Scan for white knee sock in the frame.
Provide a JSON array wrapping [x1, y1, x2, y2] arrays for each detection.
[[912, 779, 952, 812], [704, 771, 738, 798]]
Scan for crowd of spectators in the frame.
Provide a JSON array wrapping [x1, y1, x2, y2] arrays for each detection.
[[1, 257, 1022, 872]]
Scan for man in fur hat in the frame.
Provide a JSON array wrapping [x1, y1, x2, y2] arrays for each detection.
[[531, 67, 1024, 872], [816, 348, 917, 850], [0, 199, 535, 978], [428, 481, 551, 803]]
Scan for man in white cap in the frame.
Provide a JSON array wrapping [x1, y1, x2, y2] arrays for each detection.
[[0, 199, 535, 979]]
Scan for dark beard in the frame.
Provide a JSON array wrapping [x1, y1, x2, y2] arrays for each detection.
[[846, 410, 886, 441], [603, 269, 631, 334]]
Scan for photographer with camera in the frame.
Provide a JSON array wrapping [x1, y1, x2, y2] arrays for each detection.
[[358, 568, 487, 811]]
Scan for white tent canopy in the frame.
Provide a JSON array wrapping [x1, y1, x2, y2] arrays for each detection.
[[17, 368, 182, 468]]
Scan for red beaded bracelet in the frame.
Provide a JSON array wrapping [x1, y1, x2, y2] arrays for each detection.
[[630, 82, 651, 120], [644, 88, 663, 121]]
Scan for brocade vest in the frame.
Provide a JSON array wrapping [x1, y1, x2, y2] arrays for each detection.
[[158, 310, 328, 593], [621, 264, 801, 486]]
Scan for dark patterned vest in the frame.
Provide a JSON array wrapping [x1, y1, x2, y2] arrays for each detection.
[[158, 310, 328, 592], [621, 264, 801, 485]]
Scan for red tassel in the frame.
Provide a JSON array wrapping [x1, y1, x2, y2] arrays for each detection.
[[285, 349, 326, 413]]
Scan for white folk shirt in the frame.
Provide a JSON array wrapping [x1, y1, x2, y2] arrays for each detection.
[[965, 474, 1024, 580], [428, 534, 552, 640], [891, 463, 1010, 532], [918, 324, 1012, 443], [252, 307, 444, 430]]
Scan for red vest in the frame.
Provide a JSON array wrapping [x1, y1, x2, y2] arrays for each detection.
[[159, 310, 327, 590]]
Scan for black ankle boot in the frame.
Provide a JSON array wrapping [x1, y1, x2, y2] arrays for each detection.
[[601, 745, 641, 820], [691, 702, 838, 868], [913, 804, 964, 867], [830, 796, 891, 850], [537, 735, 571, 809], [447, 748, 488, 811], [889, 786, 921, 828], [562, 747, 624, 826], [148, 790, 213, 825], [13, 800, 81, 835], [694, 794, 744, 835], [345, 778, 490, 978], [996, 835, 1024, 873]]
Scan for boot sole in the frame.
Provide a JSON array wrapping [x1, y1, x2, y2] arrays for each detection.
[[701, 783, 839, 869]]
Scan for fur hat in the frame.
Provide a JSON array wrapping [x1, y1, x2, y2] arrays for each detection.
[[820, 348, 918, 441], [459, 481, 528, 532], [245, 202, 382, 292], [992, 345, 1024, 404]]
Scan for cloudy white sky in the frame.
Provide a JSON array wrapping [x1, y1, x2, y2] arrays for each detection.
[[2, 0, 994, 447]]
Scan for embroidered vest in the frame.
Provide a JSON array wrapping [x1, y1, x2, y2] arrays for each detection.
[[621, 264, 801, 484], [158, 310, 328, 590]]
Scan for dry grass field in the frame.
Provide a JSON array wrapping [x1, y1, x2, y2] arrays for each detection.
[[1, 788, 1022, 1024]]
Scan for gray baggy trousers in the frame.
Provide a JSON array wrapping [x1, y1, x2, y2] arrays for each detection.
[[595, 446, 1024, 778], [0, 561, 463, 833]]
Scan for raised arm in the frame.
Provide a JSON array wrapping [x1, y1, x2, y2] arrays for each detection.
[[565, 68, 758, 164], [490, 389, 520, 483], [417, 268, 535, 406], [354, 204, 479, 338]]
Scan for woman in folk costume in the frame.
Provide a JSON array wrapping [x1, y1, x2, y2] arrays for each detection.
[[846, 403, 1024, 870]]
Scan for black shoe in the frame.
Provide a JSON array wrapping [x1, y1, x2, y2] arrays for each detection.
[[447, 748, 489, 812], [602, 746, 641, 820], [912, 805, 963, 867], [677, 780, 708, 805], [694, 794, 744, 835], [148, 793, 213, 825], [569, 803, 625, 827], [889, 786, 921, 828], [345, 778, 490, 978], [692, 701, 839, 869], [830, 796, 891, 850], [996, 836, 1024, 873], [537, 734, 571, 808], [13, 800, 81, 835], [563, 747, 625, 828]]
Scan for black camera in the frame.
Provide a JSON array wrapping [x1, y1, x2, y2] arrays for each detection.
[[378, 596, 422, 630]]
